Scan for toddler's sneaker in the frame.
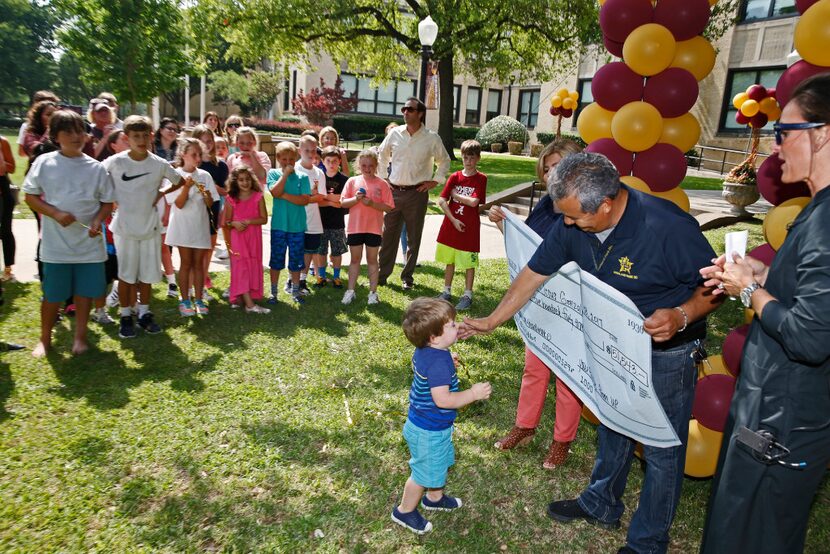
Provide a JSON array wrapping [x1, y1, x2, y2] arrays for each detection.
[[118, 315, 136, 339], [315, 276, 327, 288], [292, 294, 305, 305], [179, 300, 196, 317], [421, 495, 463, 512], [92, 309, 115, 325], [367, 291, 379, 305], [436, 291, 452, 302], [299, 279, 311, 295], [167, 282, 179, 298], [331, 277, 343, 288], [106, 288, 120, 308], [194, 300, 209, 315], [341, 290, 356, 305], [455, 295, 473, 311], [267, 294, 278, 305], [391, 507, 432, 535], [138, 312, 161, 334]]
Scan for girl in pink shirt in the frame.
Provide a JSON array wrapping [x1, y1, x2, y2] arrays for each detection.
[[340, 150, 394, 305]]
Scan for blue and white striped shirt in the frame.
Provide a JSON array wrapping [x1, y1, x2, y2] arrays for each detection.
[[407, 347, 459, 431]]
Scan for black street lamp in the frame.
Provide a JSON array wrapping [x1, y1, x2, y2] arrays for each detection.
[[418, 16, 438, 102]]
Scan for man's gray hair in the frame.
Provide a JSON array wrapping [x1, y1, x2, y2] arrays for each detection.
[[547, 152, 621, 213]]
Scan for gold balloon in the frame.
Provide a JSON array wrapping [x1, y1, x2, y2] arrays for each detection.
[[740, 99, 760, 117], [766, 106, 782, 122], [733, 92, 749, 110], [685, 420, 724, 478], [577, 102, 615, 144], [660, 113, 701, 153], [557, 87, 570, 99], [611, 101, 663, 152], [569, 91, 580, 102], [652, 187, 691, 212], [562, 97, 575, 110], [763, 196, 811, 250], [623, 24, 677, 77], [758, 97, 778, 115], [581, 405, 601, 425], [794, 0, 830, 67], [699, 354, 731, 380], [671, 36, 716, 81], [744, 308, 755, 325], [621, 175, 651, 192], [708, 0, 717, 5], [552, 96, 563, 108]]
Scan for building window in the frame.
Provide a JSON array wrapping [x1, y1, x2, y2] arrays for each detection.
[[719, 67, 785, 133], [486, 89, 502, 121], [339, 74, 416, 116], [518, 89, 540, 129], [283, 77, 291, 111], [740, 0, 797, 22], [574, 79, 593, 129], [464, 87, 481, 126]]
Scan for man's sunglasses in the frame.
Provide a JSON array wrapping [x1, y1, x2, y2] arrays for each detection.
[[226, 122, 241, 128], [773, 122, 826, 145], [401, 106, 421, 114]]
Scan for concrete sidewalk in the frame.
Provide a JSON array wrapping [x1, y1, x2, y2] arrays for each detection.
[[6, 188, 768, 284]]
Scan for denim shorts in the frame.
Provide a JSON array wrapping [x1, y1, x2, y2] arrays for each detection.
[[269, 229, 305, 271], [403, 418, 455, 488], [42, 262, 106, 302]]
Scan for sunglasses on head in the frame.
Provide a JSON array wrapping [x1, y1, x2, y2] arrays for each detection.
[[401, 106, 421, 114], [773, 121, 826, 145], [226, 122, 241, 128]]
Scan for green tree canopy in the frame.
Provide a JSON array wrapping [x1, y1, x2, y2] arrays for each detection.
[[0, 0, 58, 103]]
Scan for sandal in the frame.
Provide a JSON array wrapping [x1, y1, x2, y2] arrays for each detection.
[[543, 439, 572, 469], [494, 426, 536, 450]]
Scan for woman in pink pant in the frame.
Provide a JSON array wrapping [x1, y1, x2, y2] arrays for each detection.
[[487, 138, 583, 469]]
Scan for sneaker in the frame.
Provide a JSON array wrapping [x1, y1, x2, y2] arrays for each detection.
[[118, 316, 136, 339], [92, 310, 115, 325], [167, 283, 179, 298], [421, 495, 463, 512], [194, 300, 209, 315], [314, 276, 327, 288], [436, 291, 452, 301], [215, 247, 228, 260], [179, 300, 196, 317], [342, 290, 356, 305], [202, 289, 211, 303], [367, 292, 379, 305], [455, 295, 473, 311], [222, 289, 230, 299], [267, 294, 278, 305], [391, 507, 432, 535], [106, 288, 120, 308], [401, 281, 413, 291], [299, 280, 310, 295], [284, 281, 292, 294], [546, 499, 620, 530], [331, 277, 343, 288], [292, 294, 305, 305], [137, 312, 161, 334], [245, 304, 271, 314]]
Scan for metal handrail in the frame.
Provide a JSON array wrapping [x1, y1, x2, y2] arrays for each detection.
[[687, 143, 772, 176]]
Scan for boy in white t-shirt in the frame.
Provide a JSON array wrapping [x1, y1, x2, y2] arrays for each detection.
[[23, 110, 115, 358], [102, 115, 190, 339], [293, 135, 327, 295]]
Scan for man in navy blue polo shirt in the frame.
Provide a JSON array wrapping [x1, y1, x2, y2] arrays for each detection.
[[460, 153, 721, 554]]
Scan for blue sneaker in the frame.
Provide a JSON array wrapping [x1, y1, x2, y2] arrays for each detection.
[[391, 507, 432, 534], [292, 294, 305, 305], [421, 494, 463, 512], [267, 294, 278, 305]]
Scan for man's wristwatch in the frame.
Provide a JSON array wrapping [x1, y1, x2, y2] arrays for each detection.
[[740, 282, 762, 308]]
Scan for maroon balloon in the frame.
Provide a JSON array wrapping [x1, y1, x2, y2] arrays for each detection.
[[749, 112, 769, 129], [643, 68, 699, 118], [776, 61, 828, 107], [631, 143, 687, 191], [748, 243, 776, 267], [600, 0, 655, 43], [757, 153, 811, 205], [796, 0, 820, 13], [692, 374, 736, 433], [735, 112, 750, 125], [550, 106, 560, 116], [604, 34, 625, 58], [592, 62, 645, 111], [653, 0, 710, 41], [585, 138, 635, 176], [747, 84, 767, 102], [722, 325, 750, 377], [766, 87, 776, 98], [560, 108, 574, 118]]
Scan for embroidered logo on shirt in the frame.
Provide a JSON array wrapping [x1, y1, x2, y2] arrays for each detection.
[[613, 256, 638, 280], [122, 172, 150, 182]]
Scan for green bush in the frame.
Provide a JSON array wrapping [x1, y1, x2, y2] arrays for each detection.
[[453, 126, 479, 147], [332, 114, 392, 140], [536, 132, 587, 149], [245, 117, 321, 135], [475, 116, 528, 148]]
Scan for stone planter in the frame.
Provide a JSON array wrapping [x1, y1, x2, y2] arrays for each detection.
[[507, 141, 524, 156], [530, 143, 544, 157], [721, 181, 760, 217], [490, 143, 503, 153]]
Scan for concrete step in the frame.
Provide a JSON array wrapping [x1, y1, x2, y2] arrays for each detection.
[[502, 202, 531, 217]]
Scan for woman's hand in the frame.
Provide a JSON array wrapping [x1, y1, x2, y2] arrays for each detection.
[[487, 205, 506, 223]]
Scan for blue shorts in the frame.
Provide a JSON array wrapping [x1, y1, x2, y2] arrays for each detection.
[[403, 418, 455, 488], [42, 262, 106, 303], [270, 229, 305, 271]]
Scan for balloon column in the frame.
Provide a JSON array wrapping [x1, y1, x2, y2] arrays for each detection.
[[580, 0, 717, 213], [549, 88, 579, 138]]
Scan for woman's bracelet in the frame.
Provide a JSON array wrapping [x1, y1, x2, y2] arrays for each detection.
[[674, 306, 688, 333]]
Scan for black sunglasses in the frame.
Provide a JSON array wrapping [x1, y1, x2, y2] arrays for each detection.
[[163, 126, 178, 132], [226, 122, 241, 128], [401, 106, 420, 114], [773, 121, 826, 145]]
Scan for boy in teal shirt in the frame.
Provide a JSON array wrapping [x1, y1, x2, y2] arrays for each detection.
[[266, 142, 310, 304]]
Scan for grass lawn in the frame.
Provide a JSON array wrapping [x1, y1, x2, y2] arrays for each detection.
[[0, 220, 827, 552]]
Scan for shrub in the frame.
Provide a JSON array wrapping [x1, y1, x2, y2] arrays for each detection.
[[291, 77, 358, 126], [245, 117, 321, 135], [536, 131, 587, 149], [475, 116, 528, 148], [332, 114, 391, 140]]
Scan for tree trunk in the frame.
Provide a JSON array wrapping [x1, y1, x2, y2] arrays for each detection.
[[437, 54, 456, 161]]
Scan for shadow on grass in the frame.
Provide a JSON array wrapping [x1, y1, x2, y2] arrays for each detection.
[[0, 279, 29, 422]]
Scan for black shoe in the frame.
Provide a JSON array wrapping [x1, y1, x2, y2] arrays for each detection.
[[402, 281, 414, 291], [377, 278, 387, 287], [299, 280, 311, 296], [118, 316, 136, 339], [137, 312, 161, 334], [0, 342, 24, 351], [546, 499, 620, 530], [618, 547, 638, 554]]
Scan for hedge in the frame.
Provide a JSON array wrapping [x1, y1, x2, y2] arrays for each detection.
[[245, 118, 321, 135], [536, 132, 587, 149], [332, 113, 483, 147]]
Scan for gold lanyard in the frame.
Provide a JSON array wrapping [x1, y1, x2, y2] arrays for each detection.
[[592, 243, 614, 272]]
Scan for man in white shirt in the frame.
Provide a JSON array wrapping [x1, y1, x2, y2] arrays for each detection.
[[377, 97, 450, 289]]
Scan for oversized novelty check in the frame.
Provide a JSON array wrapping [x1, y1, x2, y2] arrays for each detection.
[[503, 210, 679, 447]]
